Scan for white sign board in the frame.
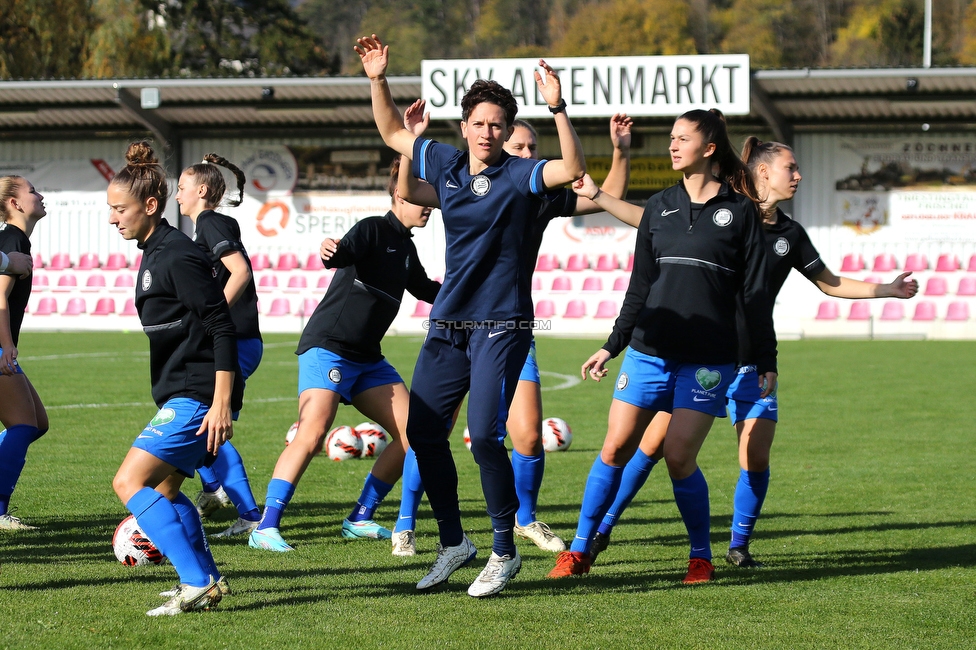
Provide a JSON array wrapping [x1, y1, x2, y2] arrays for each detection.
[[888, 191, 976, 242], [421, 55, 750, 119]]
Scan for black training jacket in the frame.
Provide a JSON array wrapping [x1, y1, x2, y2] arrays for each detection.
[[297, 211, 440, 363], [0, 223, 31, 346], [605, 181, 778, 375], [136, 219, 243, 410]]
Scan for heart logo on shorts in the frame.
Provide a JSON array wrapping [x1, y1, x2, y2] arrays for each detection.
[[150, 408, 176, 427], [695, 368, 722, 391]]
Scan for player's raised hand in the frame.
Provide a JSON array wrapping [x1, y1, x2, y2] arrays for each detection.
[[319, 238, 339, 262], [610, 113, 633, 150], [404, 99, 430, 137], [889, 271, 919, 299], [581, 348, 611, 382], [355, 34, 389, 80], [534, 59, 563, 108], [572, 174, 600, 200]]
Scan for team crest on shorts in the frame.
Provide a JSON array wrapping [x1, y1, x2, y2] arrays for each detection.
[[774, 237, 790, 256], [712, 209, 733, 227], [470, 175, 491, 196], [695, 367, 722, 391], [150, 407, 176, 427], [328, 367, 342, 384], [616, 372, 629, 391], [141, 270, 153, 291]]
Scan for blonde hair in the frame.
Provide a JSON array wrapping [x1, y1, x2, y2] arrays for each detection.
[[182, 153, 246, 208], [0, 175, 26, 222], [111, 141, 169, 214]]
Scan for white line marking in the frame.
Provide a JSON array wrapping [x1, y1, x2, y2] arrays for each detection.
[[47, 396, 297, 411], [540, 370, 580, 392], [22, 351, 149, 361]]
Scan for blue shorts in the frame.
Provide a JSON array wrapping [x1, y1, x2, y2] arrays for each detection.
[[237, 337, 263, 381], [612, 348, 735, 417], [132, 397, 210, 478], [298, 348, 402, 403], [518, 339, 540, 384], [726, 365, 778, 424], [0, 348, 25, 375]]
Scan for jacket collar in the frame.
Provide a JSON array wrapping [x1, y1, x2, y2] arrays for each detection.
[[384, 210, 413, 238], [138, 218, 173, 252]]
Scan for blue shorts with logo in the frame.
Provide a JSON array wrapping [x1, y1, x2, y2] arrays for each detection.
[[612, 347, 735, 417], [298, 348, 402, 404], [726, 365, 778, 424], [518, 339, 540, 384], [0, 348, 25, 375], [132, 397, 210, 477]]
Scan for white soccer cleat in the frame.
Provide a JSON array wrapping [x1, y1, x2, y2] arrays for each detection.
[[467, 551, 522, 598], [0, 513, 37, 530], [160, 576, 230, 598], [147, 577, 222, 616], [212, 517, 259, 538], [514, 520, 566, 552], [391, 530, 416, 557], [195, 488, 231, 518], [416, 535, 477, 590]]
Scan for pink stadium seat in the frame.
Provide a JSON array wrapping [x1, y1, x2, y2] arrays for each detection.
[[532, 276, 542, 291], [32, 253, 44, 269], [923, 276, 947, 296], [34, 297, 57, 315], [412, 301, 432, 318], [32, 275, 49, 289], [92, 297, 116, 315], [534, 300, 555, 319], [945, 301, 970, 321], [121, 298, 138, 316], [625, 253, 634, 272], [258, 275, 278, 291], [551, 276, 571, 292], [612, 276, 630, 292], [275, 252, 300, 271], [840, 253, 864, 272], [114, 274, 135, 288], [55, 274, 77, 290], [935, 254, 959, 272], [63, 297, 86, 315], [316, 274, 331, 290], [967, 255, 976, 273], [48, 252, 71, 270], [904, 253, 928, 273], [957, 277, 976, 296], [535, 254, 558, 272], [287, 275, 307, 290], [129, 253, 142, 269], [594, 300, 618, 319], [582, 277, 603, 292], [595, 254, 618, 272], [304, 253, 325, 271], [563, 300, 586, 318], [814, 301, 839, 320], [565, 254, 588, 272], [912, 301, 936, 321], [104, 252, 127, 270], [880, 302, 904, 321], [250, 252, 270, 271], [77, 253, 100, 270], [300, 298, 319, 317], [267, 298, 291, 316], [85, 274, 106, 289], [847, 301, 871, 320], [872, 253, 898, 272]]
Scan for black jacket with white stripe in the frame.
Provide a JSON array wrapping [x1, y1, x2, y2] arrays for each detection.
[[604, 181, 778, 375]]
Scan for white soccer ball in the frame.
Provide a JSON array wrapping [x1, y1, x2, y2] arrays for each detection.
[[285, 421, 299, 446], [542, 417, 573, 452], [325, 425, 362, 461], [113, 515, 164, 566], [355, 422, 389, 458], [462, 426, 472, 451]]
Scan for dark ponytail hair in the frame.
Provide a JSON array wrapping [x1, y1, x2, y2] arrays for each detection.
[[678, 109, 760, 204], [112, 141, 169, 215], [183, 153, 247, 208], [741, 136, 793, 218]]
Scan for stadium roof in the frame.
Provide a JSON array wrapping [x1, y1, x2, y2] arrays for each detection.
[[2, 67, 976, 144]]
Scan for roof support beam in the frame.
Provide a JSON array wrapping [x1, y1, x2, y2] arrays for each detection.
[[750, 77, 793, 146], [114, 86, 181, 177]]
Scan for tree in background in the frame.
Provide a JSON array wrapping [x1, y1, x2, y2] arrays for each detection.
[[552, 0, 697, 57], [84, 0, 170, 78], [0, 0, 93, 79]]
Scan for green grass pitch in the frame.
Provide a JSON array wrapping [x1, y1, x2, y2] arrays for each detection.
[[1, 332, 974, 649]]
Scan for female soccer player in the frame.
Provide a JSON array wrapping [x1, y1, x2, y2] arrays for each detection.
[[175, 154, 264, 539], [548, 109, 778, 584], [109, 142, 242, 616], [587, 137, 919, 569], [0, 176, 48, 530], [391, 106, 636, 556], [247, 157, 440, 553], [357, 33, 585, 597]]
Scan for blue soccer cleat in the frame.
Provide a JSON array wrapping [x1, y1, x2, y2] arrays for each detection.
[[248, 527, 294, 552], [342, 518, 392, 540]]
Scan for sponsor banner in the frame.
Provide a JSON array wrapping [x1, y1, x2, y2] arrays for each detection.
[[587, 156, 681, 192], [889, 191, 976, 242], [421, 55, 751, 120]]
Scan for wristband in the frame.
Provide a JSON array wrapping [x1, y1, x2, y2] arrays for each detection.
[[0, 252, 8, 274], [548, 99, 567, 114]]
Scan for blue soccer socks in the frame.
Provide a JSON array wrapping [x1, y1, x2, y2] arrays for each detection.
[[126, 487, 210, 588], [173, 492, 220, 580], [209, 442, 260, 521], [598, 449, 658, 536], [0, 424, 40, 512], [257, 478, 296, 532], [569, 458, 624, 554], [672, 468, 711, 560], [348, 473, 394, 522], [730, 467, 770, 549], [395, 448, 423, 533], [512, 449, 545, 527]]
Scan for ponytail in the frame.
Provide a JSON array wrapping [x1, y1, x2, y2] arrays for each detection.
[[183, 153, 247, 208]]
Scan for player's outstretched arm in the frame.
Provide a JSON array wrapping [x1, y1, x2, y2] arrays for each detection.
[[813, 269, 919, 299], [575, 114, 633, 217], [572, 174, 643, 225], [397, 100, 440, 208], [355, 34, 416, 159], [536, 60, 585, 190]]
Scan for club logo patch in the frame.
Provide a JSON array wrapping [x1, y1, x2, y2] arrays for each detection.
[[695, 368, 722, 391], [773, 237, 790, 256], [141, 269, 152, 291], [712, 208, 733, 227], [328, 368, 342, 384], [616, 372, 629, 391], [470, 175, 491, 196], [149, 407, 176, 427]]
